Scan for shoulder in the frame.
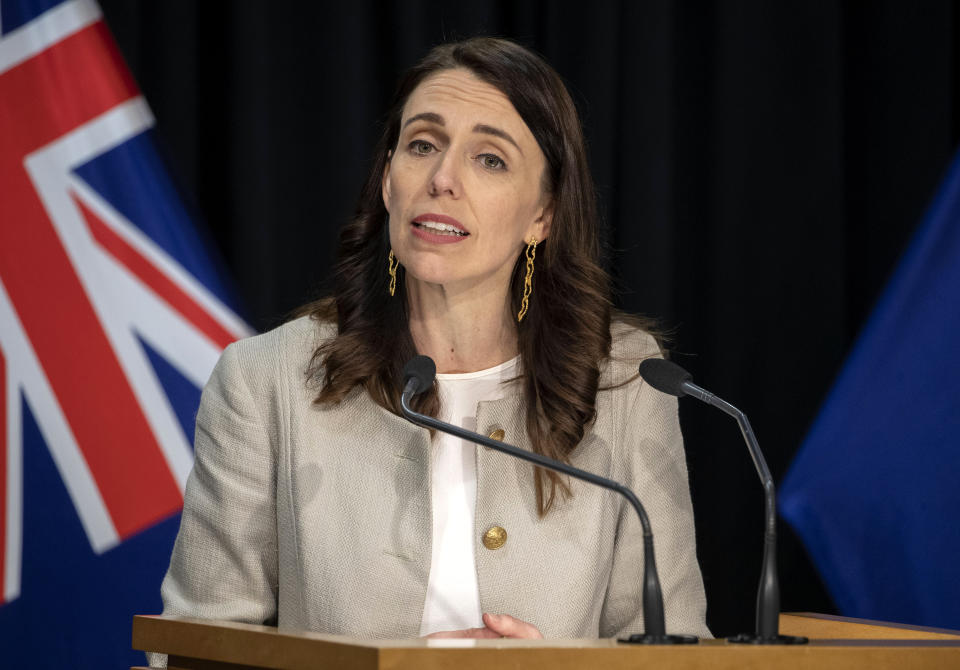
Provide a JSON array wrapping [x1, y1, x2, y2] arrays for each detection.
[[214, 315, 335, 393], [610, 316, 662, 359], [601, 314, 664, 388], [599, 316, 687, 483], [230, 314, 334, 361]]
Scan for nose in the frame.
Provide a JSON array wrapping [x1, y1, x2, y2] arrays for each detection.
[[428, 150, 461, 198]]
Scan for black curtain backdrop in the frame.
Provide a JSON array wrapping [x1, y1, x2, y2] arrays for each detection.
[[98, 0, 960, 637]]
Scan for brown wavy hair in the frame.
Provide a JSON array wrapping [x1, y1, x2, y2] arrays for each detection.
[[305, 37, 623, 515]]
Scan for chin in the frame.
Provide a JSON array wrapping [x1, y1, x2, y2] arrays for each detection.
[[404, 263, 461, 287]]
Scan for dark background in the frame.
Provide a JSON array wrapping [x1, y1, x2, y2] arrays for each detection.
[[98, 0, 960, 637]]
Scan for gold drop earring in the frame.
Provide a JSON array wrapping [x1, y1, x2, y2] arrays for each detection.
[[387, 250, 399, 296], [517, 237, 538, 322]]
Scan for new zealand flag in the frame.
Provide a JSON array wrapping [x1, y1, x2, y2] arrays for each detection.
[[781, 147, 960, 630], [0, 1, 251, 666]]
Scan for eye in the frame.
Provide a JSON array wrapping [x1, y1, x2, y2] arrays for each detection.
[[478, 153, 507, 171], [408, 139, 435, 156]]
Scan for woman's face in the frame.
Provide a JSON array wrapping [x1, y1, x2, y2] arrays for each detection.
[[382, 68, 552, 294]]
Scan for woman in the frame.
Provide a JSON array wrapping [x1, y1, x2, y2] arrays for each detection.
[[158, 37, 709, 641]]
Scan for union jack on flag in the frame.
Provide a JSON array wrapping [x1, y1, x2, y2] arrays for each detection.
[[0, 0, 250, 665]]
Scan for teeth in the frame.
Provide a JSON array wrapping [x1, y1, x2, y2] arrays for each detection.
[[416, 221, 467, 235]]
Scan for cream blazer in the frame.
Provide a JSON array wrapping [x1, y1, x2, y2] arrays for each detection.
[[157, 315, 710, 640]]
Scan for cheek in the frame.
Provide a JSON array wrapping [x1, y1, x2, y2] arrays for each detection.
[[480, 182, 539, 237], [385, 162, 424, 211], [473, 202, 533, 268], [387, 215, 398, 248], [384, 171, 400, 211]]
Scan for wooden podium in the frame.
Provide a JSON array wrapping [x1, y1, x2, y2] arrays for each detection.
[[132, 612, 960, 669]]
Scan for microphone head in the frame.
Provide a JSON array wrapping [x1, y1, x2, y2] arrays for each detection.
[[402, 355, 436, 395], [638, 358, 692, 398]]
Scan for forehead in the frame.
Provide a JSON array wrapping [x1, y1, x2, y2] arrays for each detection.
[[402, 69, 537, 145]]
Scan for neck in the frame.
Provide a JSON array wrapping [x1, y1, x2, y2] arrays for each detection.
[[406, 275, 518, 374]]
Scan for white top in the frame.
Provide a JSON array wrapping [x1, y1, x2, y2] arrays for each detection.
[[417, 356, 520, 636]]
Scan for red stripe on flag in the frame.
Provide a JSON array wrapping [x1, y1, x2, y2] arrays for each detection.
[[76, 198, 237, 350], [0, 349, 6, 603], [0, 22, 138, 153], [0, 21, 183, 538]]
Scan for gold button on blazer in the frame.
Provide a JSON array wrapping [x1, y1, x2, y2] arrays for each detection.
[[482, 526, 508, 550], [157, 316, 710, 646]]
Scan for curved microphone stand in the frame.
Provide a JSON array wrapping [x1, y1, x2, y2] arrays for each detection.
[[400, 356, 697, 645]]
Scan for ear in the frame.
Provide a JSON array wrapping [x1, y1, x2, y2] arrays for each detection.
[[381, 150, 393, 209], [531, 198, 554, 242]]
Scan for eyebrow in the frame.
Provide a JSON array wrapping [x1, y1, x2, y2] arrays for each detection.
[[403, 112, 444, 128], [402, 112, 523, 155], [473, 123, 523, 155]]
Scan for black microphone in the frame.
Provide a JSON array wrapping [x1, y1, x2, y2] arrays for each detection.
[[400, 355, 697, 645], [638, 358, 807, 645], [403, 354, 436, 397]]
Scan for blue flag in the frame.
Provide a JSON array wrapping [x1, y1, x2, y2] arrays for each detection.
[[780, 148, 960, 630], [0, 0, 251, 666]]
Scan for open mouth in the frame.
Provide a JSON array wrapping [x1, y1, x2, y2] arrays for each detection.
[[412, 220, 469, 237]]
